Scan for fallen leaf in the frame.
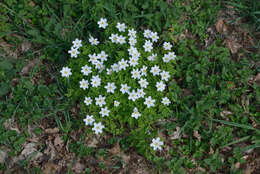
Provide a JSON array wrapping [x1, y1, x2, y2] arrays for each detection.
[[45, 127, 59, 134], [54, 135, 64, 147], [20, 59, 42, 76], [170, 126, 181, 140], [193, 130, 201, 141], [0, 150, 8, 164], [71, 160, 85, 174], [254, 73, 260, 87], [216, 18, 229, 34], [225, 38, 242, 54]]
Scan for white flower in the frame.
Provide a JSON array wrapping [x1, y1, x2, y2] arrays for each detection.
[[105, 82, 116, 93], [168, 52, 176, 60], [140, 66, 148, 76], [120, 84, 130, 94], [138, 78, 149, 88], [137, 88, 145, 98], [72, 38, 82, 49], [111, 63, 120, 72], [106, 68, 113, 75], [162, 53, 171, 63], [163, 42, 172, 50], [160, 71, 170, 81], [91, 75, 101, 87], [100, 107, 110, 117], [143, 40, 153, 52], [156, 81, 166, 92], [84, 97, 92, 106], [89, 53, 98, 64], [128, 46, 138, 56], [114, 100, 120, 107], [83, 115, 95, 126], [97, 18, 108, 29], [150, 137, 163, 151], [89, 36, 99, 45], [92, 122, 104, 134], [144, 96, 155, 108], [95, 95, 106, 107], [68, 48, 80, 58], [131, 107, 141, 119], [131, 69, 141, 79], [128, 57, 139, 67], [60, 67, 72, 78], [79, 79, 89, 90], [162, 97, 170, 106], [81, 65, 92, 76], [150, 65, 161, 76], [118, 59, 128, 70], [129, 37, 137, 46], [128, 28, 136, 38], [144, 29, 152, 38], [93, 61, 105, 71], [117, 35, 126, 44], [150, 32, 159, 42], [98, 51, 108, 62], [147, 53, 157, 61], [128, 90, 138, 101], [116, 22, 126, 32], [109, 33, 119, 43]]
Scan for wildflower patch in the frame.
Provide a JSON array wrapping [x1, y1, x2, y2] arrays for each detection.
[[61, 18, 177, 153]]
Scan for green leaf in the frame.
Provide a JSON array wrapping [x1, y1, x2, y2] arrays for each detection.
[[0, 60, 13, 70]]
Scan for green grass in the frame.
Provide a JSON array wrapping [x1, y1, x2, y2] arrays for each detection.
[[0, 0, 259, 173]]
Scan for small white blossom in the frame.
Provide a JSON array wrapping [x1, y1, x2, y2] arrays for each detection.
[[111, 63, 120, 72], [100, 107, 110, 117], [137, 88, 145, 98], [140, 66, 148, 76], [60, 67, 72, 78], [116, 22, 126, 32], [84, 97, 92, 106], [83, 115, 95, 126], [144, 96, 155, 108], [138, 78, 149, 88], [109, 33, 119, 43], [91, 75, 101, 87], [150, 32, 159, 42], [95, 95, 106, 107], [162, 53, 171, 63], [144, 29, 152, 38], [117, 35, 126, 44], [89, 36, 99, 45], [156, 81, 166, 92], [128, 90, 138, 101], [129, 57, 139, 67], [106, 68, 113, 75], [143, 40, 153, 52], [128, 28, 136, 38], [147, 53, 157, 61], [92, 122, 104, 134], [160, 71, 170, 81], [114, 100, 120, 107], [93, 61, 105, 71], [131, 69, 141, 79], [118, 59, 128, 70], [150, 65, 161, 76], [168, 52, 176, 60], [97, 18, 108, 29], [131, 107, 141, 119], [89, 53, 98, 64], [105, 82, 116, 93], [150, 137, 163, 151], [128, 37, 137, 46], [98, 51, 108, 62], [72, 38, 82, 49], [120, 84, 130, 94], [68, 48, 80, 58], [79, 79, 89, 90], [163, 42, 172, 50], [81, 65, 92, 76], [162, 97, 170, 106]]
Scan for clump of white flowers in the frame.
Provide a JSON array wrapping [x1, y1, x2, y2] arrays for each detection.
[[61, 18, 178, 151]]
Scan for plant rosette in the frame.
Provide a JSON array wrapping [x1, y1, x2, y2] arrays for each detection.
[[61, 18, 177, 154]]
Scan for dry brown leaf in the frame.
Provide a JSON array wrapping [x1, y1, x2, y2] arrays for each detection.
[[71, 160, 85, 174], [45, 127, 59, 134], [193, 130, 201, 142], [54, 135, 64, 147], [42, 162, 60, 174], [170, 126, 181, 140], [88, 137, 99, 148], [0, 150, 8, 164], [225, 38, 242, 54], [254, 73, 260, 87], [216, 18, 229, 34], [220, 110, 233, 118], [20, 59, 42, 76], [109, 142, 130, 168]]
